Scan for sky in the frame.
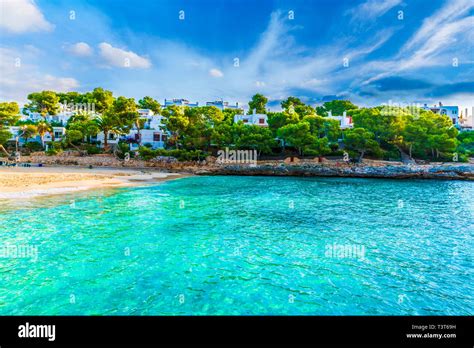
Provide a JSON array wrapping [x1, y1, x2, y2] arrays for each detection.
[[0, 0, 473, 112]]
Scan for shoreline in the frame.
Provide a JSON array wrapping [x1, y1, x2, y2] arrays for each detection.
[[197, 162, 474, 181], [1, 156, 472, 200], [14, 153, 474, 181], [0, 166, 189, 200]]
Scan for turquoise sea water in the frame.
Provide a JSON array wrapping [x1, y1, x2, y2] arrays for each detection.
[[0, 176, 473, 315]]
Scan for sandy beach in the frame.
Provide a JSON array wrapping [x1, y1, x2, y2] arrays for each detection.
[[0, 166, 186, 199]]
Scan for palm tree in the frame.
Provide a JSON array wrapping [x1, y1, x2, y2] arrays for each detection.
[[95, 113, 117, 151], [36, 121, 52, 148], [135, 118, 146, 146]]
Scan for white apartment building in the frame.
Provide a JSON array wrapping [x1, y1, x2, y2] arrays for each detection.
[[7, 126, 66, 143], [206, 100, 243, 111], [164, 99, 199, 108], [422, 102, 459, 125], [234, 109, 268, 126], [326, 111, 353, 129]]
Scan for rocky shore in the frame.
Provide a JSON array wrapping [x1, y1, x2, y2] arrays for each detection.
[[200, 162, 474, 180], [14, 153, 474, 180]]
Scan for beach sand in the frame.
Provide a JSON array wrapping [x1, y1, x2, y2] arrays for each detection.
[[0, 166, 186, 199]]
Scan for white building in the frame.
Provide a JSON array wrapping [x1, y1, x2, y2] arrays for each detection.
[[326, 111, 353, 129], [206, 100, 243, 111], [127, 113, 168, 149], [92, 132, 120, 146], [20, 110, 74, 126], [234, 109, 268, 126], [7, 126, 66, 143], [422, 102, 459, 125], [164, 99, 199, 108], [459, 107, 474, 131]]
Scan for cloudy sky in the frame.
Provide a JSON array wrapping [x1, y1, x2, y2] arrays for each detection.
[[0, 0, 473, 111]]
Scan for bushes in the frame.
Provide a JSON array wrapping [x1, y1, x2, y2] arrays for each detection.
[[303, 149, 320, 157], [25, 141, 43, 152], [138, 147, 205, 161], [330, 149, 345, 156], [457, 131, 474, 157], [85, 144, 101, 155], [382, 149, 401, 161], [115, 141, 134, 159], [45, 143, 62, 156]]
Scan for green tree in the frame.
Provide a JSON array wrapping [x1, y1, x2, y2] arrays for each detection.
[[67, 113, 100, 143], [161, 106, 189, 149], [281, 97, 314, 117], [311, 137, 331, 156], [95, 114, 116, 150], [183, 106, 224, 150], [18, 124, 38, 144], [96, 96, 138, 150], [400, 111, 458, 160], [344, 128, 380, 161], [87, 87, 114, 114], [457, 132, 474, 157], [211, 123, 234, 148], [267, 111, 299, 136], [316, 100, 358, 116], [352, 107, 406, 151], [138, 96, 161, 114], [222, 108, 243, 125], [248, 94, 268, 114], [62, 129, 84, 152], [36, 121, 52, 148], [0, 102, 19, 156], [25, 91, 60, 117], [301, 115, 341, 142], [277, 122, 315, 155], [57, 91, 82, 105], [234, 123, 276, 156]]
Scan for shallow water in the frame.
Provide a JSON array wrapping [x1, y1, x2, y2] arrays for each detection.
[[0, 176, 472, 315]]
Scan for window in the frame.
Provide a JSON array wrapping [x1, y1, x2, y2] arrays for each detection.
[[243, 119, 248, 123], [54, 132, 62, 139], [161, 134, 167, 142], [153, 133, 160, 141], [259, 118, 265, 124]]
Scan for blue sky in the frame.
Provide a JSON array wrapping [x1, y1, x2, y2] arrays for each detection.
[[0, 0, 473, 111]]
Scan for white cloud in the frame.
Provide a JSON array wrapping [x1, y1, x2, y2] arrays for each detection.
[[359, 0, 474, 88], [209, 68, 223, 78], [399, 15, 474, 70], [0, 47, 78, 103], [0, 0, 54, 33], [66, 42, 93, 57], [348, 0, 402, 21], [98, 42, 151, 69], [401, 0, 473, 52]]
